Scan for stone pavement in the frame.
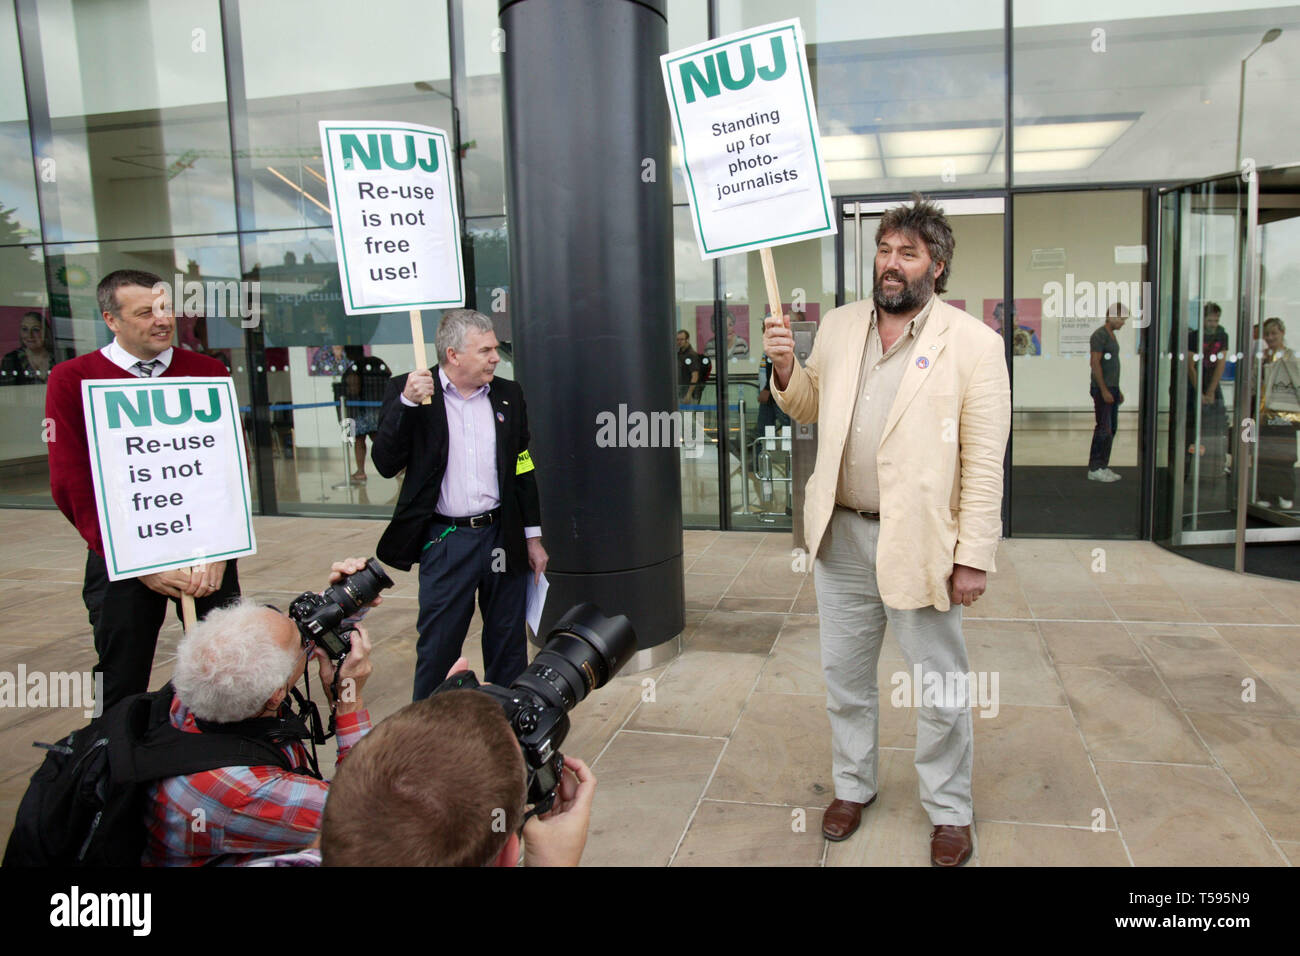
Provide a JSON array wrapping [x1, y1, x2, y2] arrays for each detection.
[[0, 509, 1295, 866]]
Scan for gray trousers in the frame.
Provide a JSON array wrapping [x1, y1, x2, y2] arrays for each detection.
[[814, 508, 974, 826]]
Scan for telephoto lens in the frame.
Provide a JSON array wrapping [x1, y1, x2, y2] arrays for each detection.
[[321, 557, 394, 619], [289, 557, 395, 662], [431, 604, 637, 812], [513, 603, 638, 713]]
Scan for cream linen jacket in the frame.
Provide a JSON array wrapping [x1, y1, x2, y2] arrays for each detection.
[[774, 297, 1011, 611]]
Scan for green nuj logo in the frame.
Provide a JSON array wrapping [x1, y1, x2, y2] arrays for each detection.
[[339, 133, 440, 172], [679, 36, 787, 104], [105, 388, 223, 428]]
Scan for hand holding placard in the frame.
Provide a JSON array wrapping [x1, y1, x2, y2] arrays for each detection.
[[664, 18, 832, 394], [763, 311, 796, 390]]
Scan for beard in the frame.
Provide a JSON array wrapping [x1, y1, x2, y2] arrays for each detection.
[[873, 264, 936, 315]]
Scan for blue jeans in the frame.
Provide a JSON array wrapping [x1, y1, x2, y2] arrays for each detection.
[[1089, 385, 1121, 470]]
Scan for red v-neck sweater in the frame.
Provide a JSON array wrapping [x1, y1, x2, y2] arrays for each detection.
[[45, 348, 233, 557]]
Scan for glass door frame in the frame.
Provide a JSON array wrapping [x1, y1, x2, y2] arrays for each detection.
[[1156, 162, 1300, 567], [834, 190, 1013, 538]]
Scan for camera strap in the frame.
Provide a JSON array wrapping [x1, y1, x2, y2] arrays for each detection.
[[285, 685, 328, 779], [192, 708, 322, 780]]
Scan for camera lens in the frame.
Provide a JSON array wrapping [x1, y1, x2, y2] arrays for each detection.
[[512, 603, 637, 712], [321, 557, 394, 616]]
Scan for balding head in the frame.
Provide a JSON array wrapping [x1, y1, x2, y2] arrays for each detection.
[[173, 600, 303, 723]]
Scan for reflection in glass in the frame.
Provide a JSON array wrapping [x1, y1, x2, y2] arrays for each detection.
[[238, 0, 453, 232], [0, 5, 39, 241], [1015, 5, 1300, 185], [242, 230, 430, 516], [719, 1, 1006, 195], [1256, 317, 1299, 510], [673, 205, 720, 526], [467, 217, 510, 345], [1010, 191, 1143, 537], [0, 244, 50, 506], [0, 309, 66, 386], [31, 0, 235, 242]]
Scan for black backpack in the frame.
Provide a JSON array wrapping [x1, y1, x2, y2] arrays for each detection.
[[2, 684, 308, 867]]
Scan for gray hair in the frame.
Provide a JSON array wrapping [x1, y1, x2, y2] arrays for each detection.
[[172, 599, 300, 723], [435, 309, 496, 366]]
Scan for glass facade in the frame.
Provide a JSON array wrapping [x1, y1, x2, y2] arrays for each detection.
[[2, 0, 1299, 542]]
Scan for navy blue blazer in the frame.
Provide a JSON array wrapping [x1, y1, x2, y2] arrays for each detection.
[[371, 370, 541, 573]]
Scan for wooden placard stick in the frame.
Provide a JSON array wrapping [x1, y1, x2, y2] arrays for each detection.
[[410, 309, 432, 405], [759, 247, 785, 329], [181, 562, 203, 630]]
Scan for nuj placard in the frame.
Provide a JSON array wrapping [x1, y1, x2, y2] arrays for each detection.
[[662, 19, 836, 260]]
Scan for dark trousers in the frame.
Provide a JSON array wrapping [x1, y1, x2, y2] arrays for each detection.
[[1258, 422, 1298, 503], [82, 551, 241, 710], [412, 520, 529, 700], [1089, 386, 1121, 469]]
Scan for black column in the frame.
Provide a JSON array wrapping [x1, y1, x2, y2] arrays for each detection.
[[499, 0, 683, 652]]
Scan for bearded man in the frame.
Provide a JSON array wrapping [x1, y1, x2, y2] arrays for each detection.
[[762, 195, 1010, 866]]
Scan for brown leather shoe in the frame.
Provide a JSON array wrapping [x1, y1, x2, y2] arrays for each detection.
[[821, 795, 876, 841], [930, 825, 973, 867]]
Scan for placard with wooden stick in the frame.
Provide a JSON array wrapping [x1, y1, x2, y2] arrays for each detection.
[[81, 377, 257, 585], [318, 120, 465, 398], [661, 18, 836, 265]]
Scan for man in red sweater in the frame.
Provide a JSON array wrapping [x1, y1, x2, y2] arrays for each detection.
[[46, 270, 241, 709]]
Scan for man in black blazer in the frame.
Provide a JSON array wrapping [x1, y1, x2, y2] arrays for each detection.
[[372, 309, 547, 698]]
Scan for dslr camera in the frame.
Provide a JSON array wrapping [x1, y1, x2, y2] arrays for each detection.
[[288, 557, 394, 663], [435, 603, 636, 813]]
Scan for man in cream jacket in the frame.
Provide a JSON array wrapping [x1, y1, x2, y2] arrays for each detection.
[[764, 196, 1010, 867]]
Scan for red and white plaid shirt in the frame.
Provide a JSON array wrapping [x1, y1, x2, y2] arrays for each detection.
[[141, 696, 371, 866]]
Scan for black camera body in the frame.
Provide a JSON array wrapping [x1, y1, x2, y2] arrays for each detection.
[[436, 603, 637, 813], [455, 678, 570, 808], [288, 557, 394, 662]]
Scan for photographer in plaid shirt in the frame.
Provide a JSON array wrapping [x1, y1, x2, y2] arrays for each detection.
[[141, 558, 376, 866]]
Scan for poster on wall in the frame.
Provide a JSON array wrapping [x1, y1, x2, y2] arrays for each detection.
[[0, 307, 71, 384], [693, 302, 822, 361], [983, 298, 1042, 356], [307, 344, 374, 376], [1058, 315, 1097, 359], [697, 305, 750, 360]]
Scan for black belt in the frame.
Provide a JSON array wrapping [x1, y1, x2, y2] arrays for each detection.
[[432, 508, 500, 529]]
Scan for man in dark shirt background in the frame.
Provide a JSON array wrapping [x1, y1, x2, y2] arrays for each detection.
[[1088, 303, 1128, 482], [677, 329, 701, 404], [1187, 301, 1230, 453]]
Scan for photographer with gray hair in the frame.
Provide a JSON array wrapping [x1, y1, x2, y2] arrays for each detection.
[[141, 558, 375, 866], [373, 309, 547, 699]]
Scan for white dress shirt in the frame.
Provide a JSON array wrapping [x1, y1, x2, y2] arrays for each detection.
[[403, 368, 540, 538], [103, 339, 173, 376]]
